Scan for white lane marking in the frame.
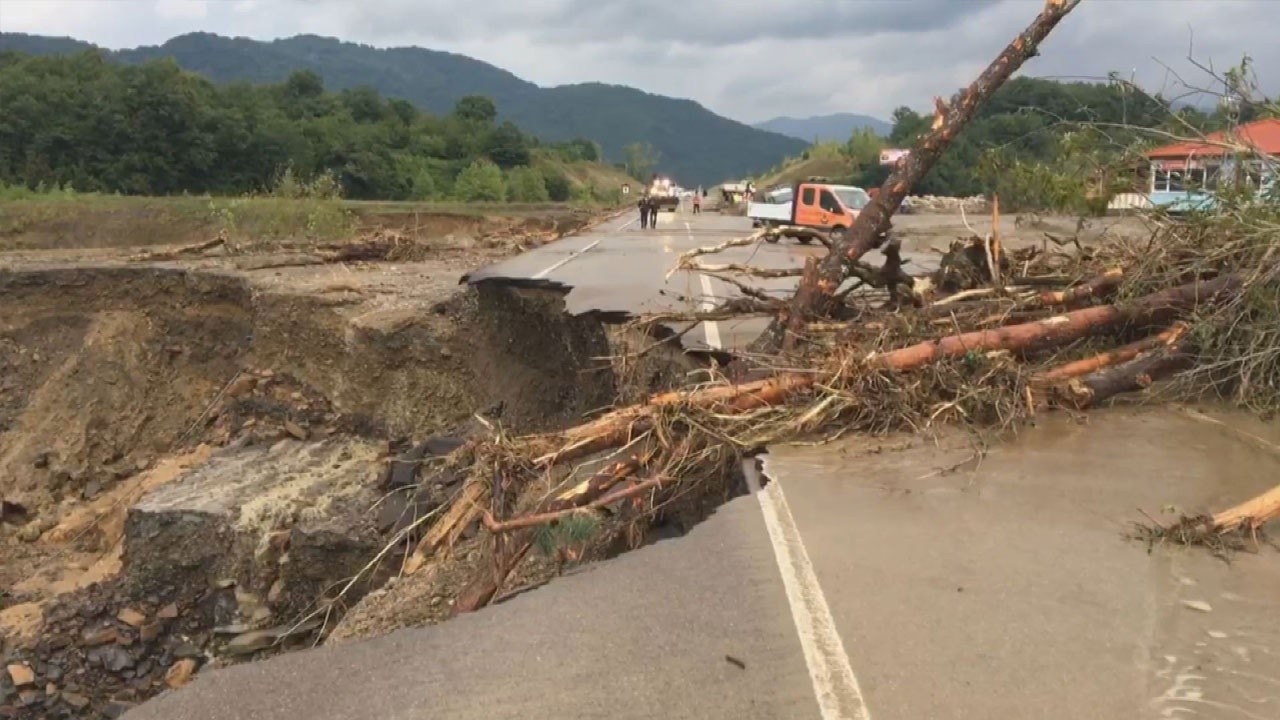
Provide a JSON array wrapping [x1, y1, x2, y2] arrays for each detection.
[[744, 459, 870, 720], [533, 239, 601, 279], [688, 221, 723, 350], [531, 215, 636, 279]]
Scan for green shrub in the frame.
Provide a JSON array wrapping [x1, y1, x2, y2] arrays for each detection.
[[505, 166, 550, 202], [453, 159, 506, 202]]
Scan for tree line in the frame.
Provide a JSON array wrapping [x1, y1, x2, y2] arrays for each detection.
[[0, 50, 608, 201], [794, 76, 1270, 211]]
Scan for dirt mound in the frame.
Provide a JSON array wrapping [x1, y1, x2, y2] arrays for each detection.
[[0, 268, 253, 517]]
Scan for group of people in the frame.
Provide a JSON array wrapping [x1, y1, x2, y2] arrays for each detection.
[[636, 187, 702, 230]]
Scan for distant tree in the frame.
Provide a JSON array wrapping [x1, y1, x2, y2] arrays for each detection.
[[623, 142, 659, 180], [544, 170, 572, 202], [454, 159, 505, 201], [341, 85, 386, 123], [888, 107, 929, 146], [454, 95, 497, 125], [284, 69, 324, 100], [844, 128, 884, 170], [484, 120, 531, 168]]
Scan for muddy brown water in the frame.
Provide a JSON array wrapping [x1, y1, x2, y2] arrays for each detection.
[[762, 405, 1280, 719]]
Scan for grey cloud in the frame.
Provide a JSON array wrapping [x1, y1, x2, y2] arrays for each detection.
[[2, 0, 1277, 124]]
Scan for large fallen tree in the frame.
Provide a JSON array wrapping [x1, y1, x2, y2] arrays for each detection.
[[751, 0, 1086, 353]]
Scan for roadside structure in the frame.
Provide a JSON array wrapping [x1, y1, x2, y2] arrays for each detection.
[[1109, 117, 1280, 211]]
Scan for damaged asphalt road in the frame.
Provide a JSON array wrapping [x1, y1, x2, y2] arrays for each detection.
[[121, 210, 1280, 720]]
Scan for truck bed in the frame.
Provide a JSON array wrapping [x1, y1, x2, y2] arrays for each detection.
[[746, 201, 791, 224]]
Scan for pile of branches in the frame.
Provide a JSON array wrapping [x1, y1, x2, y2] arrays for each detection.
[[353, 0, 1280, 624]]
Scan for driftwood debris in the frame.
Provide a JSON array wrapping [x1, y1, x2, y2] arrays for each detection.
[[754, 0, 1085, 352]]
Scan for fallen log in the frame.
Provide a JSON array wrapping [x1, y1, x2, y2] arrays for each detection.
[[1204, 484, 1280, 534], [753, 0, 1084, 352], [1038, 268, 1124, 306], [1032, 323, 1188, 384], [1060, 346, 1194, 409], [869, 276, 1235, 373], [1147, 483, 1280, 548]]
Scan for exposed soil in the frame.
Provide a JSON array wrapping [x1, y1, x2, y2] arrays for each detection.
[[0, 206, 644, 717]]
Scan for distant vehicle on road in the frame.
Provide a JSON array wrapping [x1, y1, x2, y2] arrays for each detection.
[[647, 175, 680, 212], [748, 182, 871, 243]]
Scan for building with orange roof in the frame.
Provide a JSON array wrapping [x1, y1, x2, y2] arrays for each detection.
[[1131, 118, 1280, 210]]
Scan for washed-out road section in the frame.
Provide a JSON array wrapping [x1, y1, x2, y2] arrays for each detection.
[[463, 208, 938, 353], [127, 208, 1280, 720]]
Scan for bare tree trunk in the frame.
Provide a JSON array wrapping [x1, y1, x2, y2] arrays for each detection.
[[1058, 347, 1194, 409], [753, 0, 1085, 353], [868, 276, 1235, 372]]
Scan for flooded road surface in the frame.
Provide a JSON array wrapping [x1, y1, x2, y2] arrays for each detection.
[[763, 405, 1280, 720]]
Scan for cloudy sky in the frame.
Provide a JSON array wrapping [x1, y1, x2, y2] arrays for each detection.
[[0, 0, 1273, 123]]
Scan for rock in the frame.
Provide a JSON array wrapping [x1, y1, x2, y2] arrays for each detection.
[[81, 479, 103, 500], [1181, 599, 1213, 613], [5, 664, 34, 687], [116, 608, 147, 628], [156, 603, 179, 620], [89, 646, 134, 673], [172, 642, 202, 660], [283, 420, 308, 440], [223, 629, 278, 656], [81, 625, 119, 646], [164, 659, 198, 689], [139, 622, 162, 643], [123, 439, 381, 613], [61, 692, 89, 710], [102, 700, 135, 719], [16, 520, 44, 543], [266, 579, 284, 605], [224, 619, 320, 657], [225, 375, 257, 398]]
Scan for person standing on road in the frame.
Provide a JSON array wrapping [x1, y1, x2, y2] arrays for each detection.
[[637, 192, 651, 229], [692, 189, 701, 215]]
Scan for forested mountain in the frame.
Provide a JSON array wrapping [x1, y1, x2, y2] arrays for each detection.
[[0, 32, 806, 186], [0, 51, 615, 202], [754, 113, 891, 143]]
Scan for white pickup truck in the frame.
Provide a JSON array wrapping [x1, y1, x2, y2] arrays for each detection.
[[747, 186, 793, 227]]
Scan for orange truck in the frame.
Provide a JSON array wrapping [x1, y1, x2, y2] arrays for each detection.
[[749, 182, 871, 244]]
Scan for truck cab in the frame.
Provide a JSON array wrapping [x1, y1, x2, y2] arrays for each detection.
[[789, 182, 870, 240]]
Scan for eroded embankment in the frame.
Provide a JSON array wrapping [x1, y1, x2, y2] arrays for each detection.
[[0, 262, 626, 717]]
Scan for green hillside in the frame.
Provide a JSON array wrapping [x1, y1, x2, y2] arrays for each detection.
[[0, 32, 806, 186]]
